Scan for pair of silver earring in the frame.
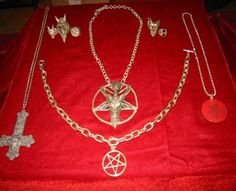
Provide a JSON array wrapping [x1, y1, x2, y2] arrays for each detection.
[[47, 14, 80, 43], [147, 18, 167, 37], [48, 15, 167, 42]]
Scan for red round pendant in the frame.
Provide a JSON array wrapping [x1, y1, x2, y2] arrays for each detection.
[[201, 99, 227, 123]]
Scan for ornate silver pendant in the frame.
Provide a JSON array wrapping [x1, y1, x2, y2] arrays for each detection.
[[92, 81, 138, 128], [0, 110, 35, 160], [147, 18, 167, 37], [102, 149, 127, 177], [147, 18, 160, 37], [47, 14, 80, 43]]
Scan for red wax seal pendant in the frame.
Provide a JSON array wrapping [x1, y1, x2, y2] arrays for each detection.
[[201, 99, 227, 123]]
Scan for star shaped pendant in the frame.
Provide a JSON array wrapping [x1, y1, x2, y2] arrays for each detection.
[[102, 149, 127, 177], [92, 82, 138, 128]]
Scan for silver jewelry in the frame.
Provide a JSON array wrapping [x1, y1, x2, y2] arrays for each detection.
[[182, 12, 227, 122], [47, 14, 80, 43], [0, 7, 50, 160], [147, 18, 167, 37], [92, 82, 138, 128], [158, 28, 167, 37], [147, 18, 160, 37], [89, 5, 142, 128], [102, 149, 127, 177], [0, 110, 34, 160], [39, 48, 191, 177]]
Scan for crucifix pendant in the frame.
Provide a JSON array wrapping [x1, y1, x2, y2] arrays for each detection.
[[92, 81, 138, 128], [0, 110, 35, 160]]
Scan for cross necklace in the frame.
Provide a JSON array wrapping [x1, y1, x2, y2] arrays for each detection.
[[0, 7, 50, 160], [89, 5, 143, 129], [182, 13, 227, 123]]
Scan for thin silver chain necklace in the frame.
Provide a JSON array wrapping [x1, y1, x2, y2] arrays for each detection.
[[0, 7, 50, 160], [89, 5, 143, 129], [182, 12, 227, 123]]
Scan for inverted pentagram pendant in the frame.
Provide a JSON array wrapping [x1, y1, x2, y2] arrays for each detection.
[[201, 99, 227, 123], [102, 149, 127, 177], [92, 81, 138, 128]]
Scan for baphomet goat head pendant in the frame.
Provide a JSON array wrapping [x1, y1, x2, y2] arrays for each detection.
[[147, 18, 167, 37], [92, 81, 138, 129], [47, 14, 80, 43]]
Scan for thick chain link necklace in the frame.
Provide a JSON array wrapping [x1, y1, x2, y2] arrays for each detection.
[[89, 5, 143, 129], [39, 48, 191, 177], [182, 13, 227, 123]]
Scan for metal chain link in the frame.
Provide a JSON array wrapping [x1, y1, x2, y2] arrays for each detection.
[[89, 5, 143, 85], [182, 13, 216, 99], [38, 51, 190, 148]]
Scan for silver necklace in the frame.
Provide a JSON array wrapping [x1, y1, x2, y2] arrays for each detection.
[[182, 12, 227, 123], [39, 48, 191, 177], [89, 5, 143, 129], [0, 7, 50, 160]]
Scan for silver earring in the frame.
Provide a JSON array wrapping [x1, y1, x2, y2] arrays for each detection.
[[47, 14, 80, 43], [147, 18, 160, 37], [158, 28, 167, 37], [147, 18, 167, 38]]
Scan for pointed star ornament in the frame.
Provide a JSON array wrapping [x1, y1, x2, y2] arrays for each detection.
[[92, 82, 138, 128], [102, 149, 127, 177]]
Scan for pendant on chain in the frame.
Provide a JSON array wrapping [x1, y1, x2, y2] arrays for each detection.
[[39, 47, 191, 177], [92, 81, 138, 128], [0, 110, 35, 160], [201, 99, 227, 123], [102, 149, 127, 177], [182, 13, 228, 123]]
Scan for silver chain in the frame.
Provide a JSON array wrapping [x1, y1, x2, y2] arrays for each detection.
[[38, 51, 190, 148], [89, 5, 143, 85], [182, 12, 216, 99], [22, 7, 50, 109]]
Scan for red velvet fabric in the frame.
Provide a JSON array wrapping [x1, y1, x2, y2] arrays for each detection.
[[0, 1, 236, 190], [209, 12, 236, 91], [0, 33, 18, 112], [1, 175, 236, 191]]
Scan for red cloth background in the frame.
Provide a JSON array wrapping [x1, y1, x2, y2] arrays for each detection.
[[209, 12, 236, 91], [0, 33, 19, 113], [0, 1, 236, 190]]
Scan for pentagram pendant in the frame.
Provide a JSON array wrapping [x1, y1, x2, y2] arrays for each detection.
[[201, 99, 227, 123], [102, 149, 127, 177], [92, 81, 138, 128]]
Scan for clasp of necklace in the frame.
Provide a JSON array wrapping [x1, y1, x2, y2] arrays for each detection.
[[183, 49, 194, 59], [209, 95, 214, 100], [183, 49, 194, 53]]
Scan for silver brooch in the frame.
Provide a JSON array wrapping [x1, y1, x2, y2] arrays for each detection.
[[47, 14, 80, 43]]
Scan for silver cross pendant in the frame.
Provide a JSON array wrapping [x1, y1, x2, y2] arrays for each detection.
[[0, 110, 35, 160]]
